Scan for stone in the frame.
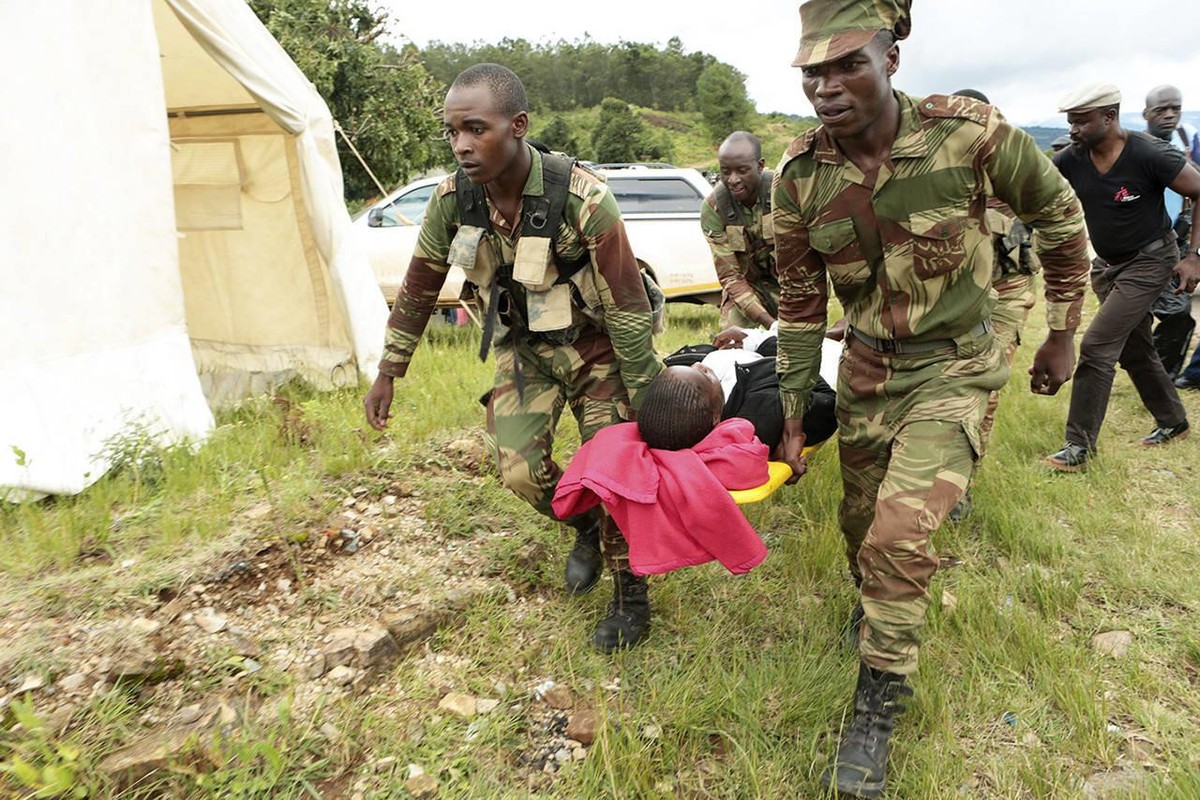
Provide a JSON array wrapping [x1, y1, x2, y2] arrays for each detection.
[[305, 654, 328, 680], [541, 686, 573, 710], [323, 629, 359, 669], [565, 710, 597, 746], [405, 773, 439, 798], [476, 698, 500, 715], [1091, 631, 1134, 658], [99, 728, 198, 785], [156, 597, 187, 623], [1124, 735, 1156, 762], [327, 665, 357, 686], [941, 590, 958, 614], [230, 635, 263, 659], [374, 756, 398, 772], [640, 723, 662, 741], [58, 672, 88, 694], [129, 617, 162, 636], [16, 674, 46, 693], [354, 628, 399, 668], [194, 608, 228, 634], [175, 705, 204, 726], [110, 654, 185, 686], [319, 723, 341, 742], [437, 692, 477, 719]]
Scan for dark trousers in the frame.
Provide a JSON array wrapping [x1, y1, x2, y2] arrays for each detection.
[[1065, 240, 1188, 449], [1152, 311, 1196, 377]]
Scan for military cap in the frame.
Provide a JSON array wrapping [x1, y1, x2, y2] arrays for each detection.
[[792, 1, 912, 68], [1058, 83, 1122, 112], [1050, 134, 1071, 150]]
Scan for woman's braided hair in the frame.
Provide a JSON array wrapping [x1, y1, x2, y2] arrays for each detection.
[[636, 371, 716, 451]]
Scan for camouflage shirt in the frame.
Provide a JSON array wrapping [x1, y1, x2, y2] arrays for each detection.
[[379, 144, 661, 406], [700, 186, 779, 324], [774, 92, 1090, 419]]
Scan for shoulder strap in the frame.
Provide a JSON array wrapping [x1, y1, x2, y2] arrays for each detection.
[[455, 168, 490, 231], [713, 181, 741, 225], [538, 152, 592, 282], [759, 168, 774, 215]]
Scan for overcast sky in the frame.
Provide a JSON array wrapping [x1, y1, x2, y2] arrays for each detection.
[[380, 0, 1197, 127]]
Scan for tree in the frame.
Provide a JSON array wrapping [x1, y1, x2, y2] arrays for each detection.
[[249, 0, 442, 201], [696, 63, 754, 143], [535, 116, 580, 156], [591, 98, 647, 163]]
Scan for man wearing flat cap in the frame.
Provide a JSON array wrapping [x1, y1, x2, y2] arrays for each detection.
[[773, 2, 1091, 796], [1043, 84, 1200, 471]]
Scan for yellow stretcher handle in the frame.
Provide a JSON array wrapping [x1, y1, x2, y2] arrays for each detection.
[[728, 444, 818, 505]]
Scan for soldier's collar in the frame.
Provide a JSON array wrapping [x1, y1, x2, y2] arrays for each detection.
[[890, 92, 931, 159], [811, 91, 930, 164]]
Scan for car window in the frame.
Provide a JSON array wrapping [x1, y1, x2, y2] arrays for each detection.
[[606, 176, 703, 214], [379, 184, 436, 227]]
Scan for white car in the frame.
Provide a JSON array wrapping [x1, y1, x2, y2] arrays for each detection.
[[355, 164, 720, 308]]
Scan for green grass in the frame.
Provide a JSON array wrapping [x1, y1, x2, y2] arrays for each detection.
[[3, 301, 1200, 798]]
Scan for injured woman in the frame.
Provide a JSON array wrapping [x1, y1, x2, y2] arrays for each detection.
[[550, 325, 843, 578]]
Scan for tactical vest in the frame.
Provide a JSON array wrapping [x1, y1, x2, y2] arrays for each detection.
[[712, 169, 778, 310], [449, 151, 592, 359]]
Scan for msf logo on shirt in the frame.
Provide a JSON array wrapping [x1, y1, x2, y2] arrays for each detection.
[[1113, 186, 1141, 203]]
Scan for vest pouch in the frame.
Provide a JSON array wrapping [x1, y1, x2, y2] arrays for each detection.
[[449, 224, 485, 269], [513, 235, 554, 289], [725, 225, 748, 252], [525, 283, 574, 332], [761, 213, 775, 242]]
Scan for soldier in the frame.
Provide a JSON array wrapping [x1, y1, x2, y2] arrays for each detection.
[[947, 89, 1041, 521], [775, 3, 1091, 797], [701, 131, 780, 328], [363, 64, 662, 652], [1044, 84, 1200, 471]]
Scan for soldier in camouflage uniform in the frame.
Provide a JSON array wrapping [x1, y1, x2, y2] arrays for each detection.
[[701, 132, 780, 328], [363, 64, 662, 653], [776, 4, 1090, 797]]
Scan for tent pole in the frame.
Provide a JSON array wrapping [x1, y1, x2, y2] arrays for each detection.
[[333, 119, 388, 198]]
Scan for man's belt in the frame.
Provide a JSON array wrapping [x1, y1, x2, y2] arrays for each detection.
[[1102, 233, 1175, 266], [848, 319, 992, 355]]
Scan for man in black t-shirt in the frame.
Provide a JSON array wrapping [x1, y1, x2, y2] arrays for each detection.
[[1044, 84, 1200, 471]]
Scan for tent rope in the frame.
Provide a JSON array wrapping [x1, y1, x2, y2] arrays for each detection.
[[333, 119, 388, 198]]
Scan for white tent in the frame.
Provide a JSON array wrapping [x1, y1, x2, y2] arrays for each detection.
[[0, 0, 389, 500]]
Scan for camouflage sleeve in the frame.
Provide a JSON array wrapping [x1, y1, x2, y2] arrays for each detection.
[[772, 160, 829, 421], [700, 196, 773, 325], [576, 181, 662, 408], [377, 183, 455, 378], [983, 113, 1089, 331]]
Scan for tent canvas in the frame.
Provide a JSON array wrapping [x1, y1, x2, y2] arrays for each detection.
[[0, 0, 389, 500]]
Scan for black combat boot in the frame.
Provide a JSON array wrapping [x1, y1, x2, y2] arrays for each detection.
[[821, 662, 913, 799], [591, 569, 650, 653], [564, 513, 603, 595]]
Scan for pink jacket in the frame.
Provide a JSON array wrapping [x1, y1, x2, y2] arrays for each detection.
[[552, 419, 769, 576]]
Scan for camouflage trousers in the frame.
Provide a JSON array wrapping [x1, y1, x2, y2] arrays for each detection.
[[484, 328, 632, 569], [979, 274, 1036, 455], [838, 330, 1009, 676]]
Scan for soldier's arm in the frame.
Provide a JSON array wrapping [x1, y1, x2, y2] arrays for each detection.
[[701, 198, 773, 326], [579, 183, 662, 409], [773, 165, 829, 422], [983, 115, 1089, 333], [378, 186, 455, 379]]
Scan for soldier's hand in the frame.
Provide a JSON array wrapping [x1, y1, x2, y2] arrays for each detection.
[[825, 317, 848, 342], [364, 373, 396, 431], [779, 419, 808, 484], [1029, 329, 1075, 396], [713, 327, 748, 349]]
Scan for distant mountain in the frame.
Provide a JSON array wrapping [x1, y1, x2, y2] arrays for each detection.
[[1020, 111, 1200, 152], [1022, 126, 1068, 150]]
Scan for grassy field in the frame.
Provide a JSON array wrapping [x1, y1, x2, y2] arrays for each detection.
[[2, 300, 1199, 799]]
